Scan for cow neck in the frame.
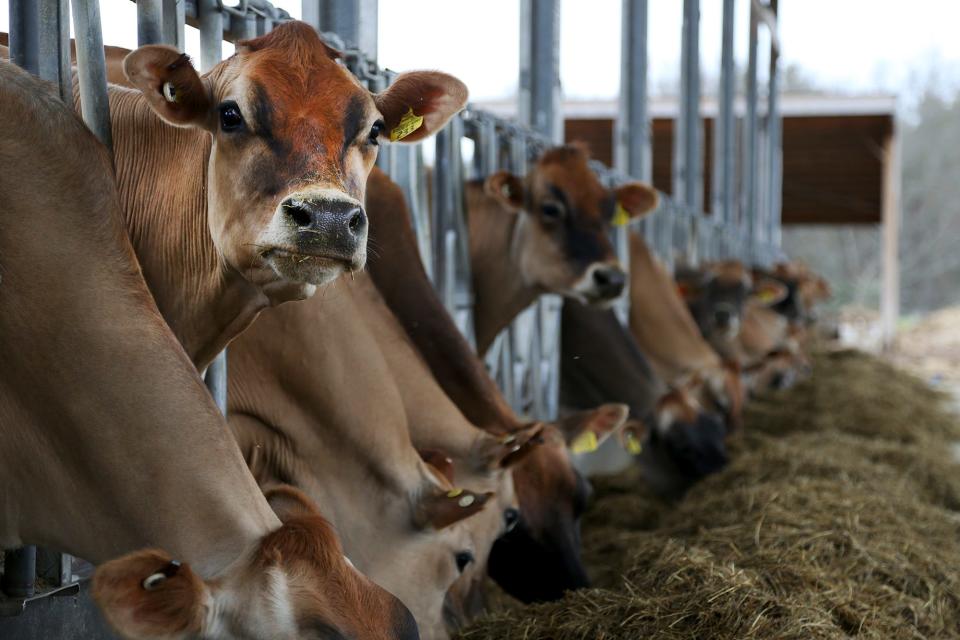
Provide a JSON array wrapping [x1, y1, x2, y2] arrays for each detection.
[[467, 184, 541, 355], [106, 87, 269, 371], [628, 233, 722, 383], [227, 283, 427, 506], [6, 75, 279, 576], [365, 171, 521, 435]]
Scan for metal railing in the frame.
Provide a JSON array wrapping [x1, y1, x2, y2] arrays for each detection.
[[1, 0, 783, 623]]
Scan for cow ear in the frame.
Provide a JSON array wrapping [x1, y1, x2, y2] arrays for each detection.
[[374, 71, 468, 143], [484, 170, 525, 211], [614, 182, 659, 219], [93, 549, 210, 640], [419, 449, 456, 484], [751, 278, 788, 307], [414, 486, 493, 531], [556, 403, 629, 454], [264, 484, 323, 523], [124, 45, 212, 129], [474, 423, 544, 470]]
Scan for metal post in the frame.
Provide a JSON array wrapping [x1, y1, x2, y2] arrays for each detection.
[[519, 0, 562, 142], [616, 0, 650, 182], [766, 0, 782, 254], [137, 0, 164, 46], [675, 0, 701, 210], [301, 0, 320, 29], [71, 0, 113, 152], [713, 0, 736, 228], [205, 351, 228, 414], [162, 0, 186, 51], [1, 547, 36, 598], [9, 0, 40, 75], [744, 1, 760, 261], [37, 0, 72, 101], [198, 0, 223, 73], [317, 0, 378, 57]]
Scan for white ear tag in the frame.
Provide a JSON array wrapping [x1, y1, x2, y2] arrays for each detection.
[[162, 82, 178, 103], [142, 572, 167, 590]]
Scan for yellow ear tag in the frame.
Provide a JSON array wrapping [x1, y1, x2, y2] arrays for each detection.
[[612, 202, 631, 227], [390, 107, 424, 142], [757, 289, 778, 304], [570, 431, 599, 454], [446, 488, 463, 498], [625, 433, 643, 455]]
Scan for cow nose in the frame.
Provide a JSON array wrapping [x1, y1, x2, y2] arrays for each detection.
[[282, 198, 367, 239], [592, 266, 626, 298], [715, 308, 732, 328]]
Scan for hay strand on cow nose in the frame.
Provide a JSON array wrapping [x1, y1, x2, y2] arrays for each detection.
[[459, 349, 960, 640]]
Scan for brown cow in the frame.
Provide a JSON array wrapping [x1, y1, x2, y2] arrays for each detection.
[[106, 22, 466, 369], [628, 233, 745, 431], [468, 144, 658, 353], [364, 168, 630, 603], [0, 60, 415, 640], [227, 282, 499, 640]]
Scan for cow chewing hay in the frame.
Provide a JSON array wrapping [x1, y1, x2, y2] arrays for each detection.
[[459, 350, 960, 640]]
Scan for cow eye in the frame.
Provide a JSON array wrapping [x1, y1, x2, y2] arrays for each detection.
[[218, 102, 244, 132], [368, 120, 384, 146], [503, 508, 520, 532], [541, 201, 565, 220], [455, 551, 475, 573]]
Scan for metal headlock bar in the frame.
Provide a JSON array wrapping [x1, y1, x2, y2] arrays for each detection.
[[1, 0, 782, 630]]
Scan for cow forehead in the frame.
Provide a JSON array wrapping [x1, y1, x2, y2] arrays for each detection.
[[533, 155, 607, 217]]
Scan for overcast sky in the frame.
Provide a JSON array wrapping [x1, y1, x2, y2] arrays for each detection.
[[2, 1, 959, 106]]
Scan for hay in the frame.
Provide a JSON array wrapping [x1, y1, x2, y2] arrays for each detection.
[[459, 350, 960, 640]]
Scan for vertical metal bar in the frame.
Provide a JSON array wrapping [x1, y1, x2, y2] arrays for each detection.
[[519, 0, 562, 142], [162, 0, 186, 51], [37, 0, 72, 102], [1, 547, 36, 598], [137, 0, 164, 46], [301, 0, 321, 30], [204, 351, 228, 415], [198, 0, 223, 73], [744, 2, 760, 261], [714, 0, 735, 227], [318, 0, 378, 57], [616, 0, 650, 182], [767, 0, 782, 254], [880, 129, 901, 350], [675, 0, 701, 210], [9, 0, 40, 75], [71, 0, 114, 152]]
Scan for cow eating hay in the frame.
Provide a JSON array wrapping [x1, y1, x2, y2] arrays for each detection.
[[459, 350, 960, 640]]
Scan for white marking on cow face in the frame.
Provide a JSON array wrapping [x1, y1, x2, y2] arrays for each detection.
[[569, 261, 628, 306]]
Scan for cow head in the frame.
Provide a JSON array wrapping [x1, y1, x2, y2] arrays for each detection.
[[487, 403, 629, 602], [484, 145, 658, 305], [123, 21, 466, 298], [93, 486, 420, 640]]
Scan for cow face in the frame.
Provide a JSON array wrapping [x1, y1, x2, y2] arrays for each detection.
[[484, 146, 658, 305], [123, 21, 466, 298], [93, 487, 420, 640], [487, 404, 628, 602], [679, 262, 788, 353]]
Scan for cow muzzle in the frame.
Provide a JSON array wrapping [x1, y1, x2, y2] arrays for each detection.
[[262, 194, 368, 285], [574, 263, 627, 304]]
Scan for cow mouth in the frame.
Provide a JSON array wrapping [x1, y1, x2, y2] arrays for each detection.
[[261, 248, 366, 285]]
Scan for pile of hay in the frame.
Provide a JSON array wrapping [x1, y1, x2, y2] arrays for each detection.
[[460, 350, 960, 640]]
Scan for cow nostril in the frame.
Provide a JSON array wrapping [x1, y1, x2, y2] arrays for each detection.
[[593, 267, 626, 293], [348, 209, 365, 233], [283, 201, 313, 228]]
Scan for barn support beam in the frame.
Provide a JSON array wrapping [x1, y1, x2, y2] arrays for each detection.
[[766, 0, 782, 257], [137, 0, 164, 46], [520, 0, 562, 143], [881, 131, 901, 349], [198, 0, 223, 72]]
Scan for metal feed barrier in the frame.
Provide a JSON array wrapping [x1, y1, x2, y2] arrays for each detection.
[[0, 0, 782, 635]]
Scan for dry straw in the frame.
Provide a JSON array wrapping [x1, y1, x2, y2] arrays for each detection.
[[460, 350, 960, 640]]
